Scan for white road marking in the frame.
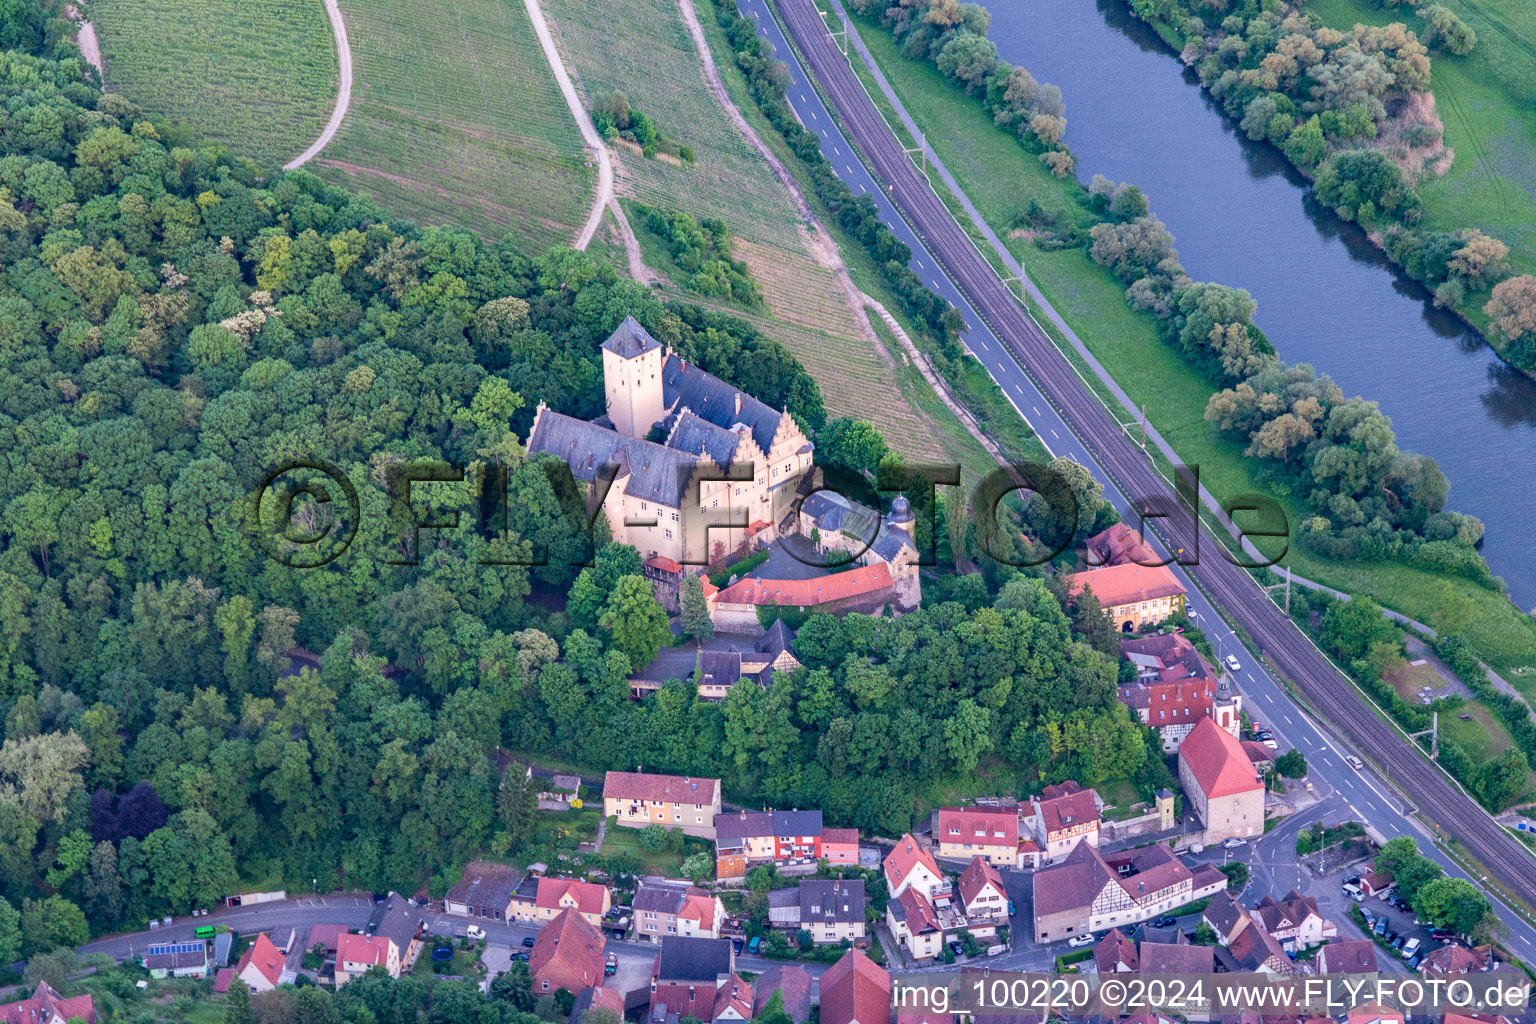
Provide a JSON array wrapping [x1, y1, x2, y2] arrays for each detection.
[[819, 129, 826, 138], [1051, 429, 1060, 439], [1033, 407, 1041, 417], [915, 258, 924, 269]]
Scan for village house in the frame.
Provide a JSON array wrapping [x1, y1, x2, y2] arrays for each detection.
[[1031, 842, 1224, 944], [819, 950, 890, 1024], [883, 834, 948, 901], [933, 804, 1019, 867], [1069, 563, 1187, 633], [1021, 781, 1101, 866], [531, 908, 607, 996], [649, 936, 737, 1023], [509, 875, 613, 927], [713, 808, 828, 878], [1252, 890, 1337, 951], [1200, 889, 1253, 946], [1085, 523, 1160, 567], [751, 965, 813, 1024], [570, 988, 626, 1024], [1228, 921, 1297, 974], [1118, 634, 1242, 753], [365, 893, 425, 973], [629, 622, 801, 701], [1318, 938, 1379, 975], [1178, 716, 1266, 843], [956, 856, 1008, 939], [445, 861, 523, 921], [604, 770, 722, 838], [335, 933, 399, 987], [1421, 944, 1493, 975], [234, 932, 287, 994], [143, 939, 209, 979], [1093, 927, 1140, 973], [767, 879, 867, 944], [885, 887, 944, 960], [0, 981, 96, 1024], [633, 880, 727, 941]]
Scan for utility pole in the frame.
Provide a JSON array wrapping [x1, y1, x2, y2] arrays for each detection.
[[903, 132, 928, 177], [1432, 711, 1438, 761], [1284, 572, 1291, 616]]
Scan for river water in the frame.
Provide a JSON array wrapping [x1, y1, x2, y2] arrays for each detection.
[[985, 0, 1536, 608]]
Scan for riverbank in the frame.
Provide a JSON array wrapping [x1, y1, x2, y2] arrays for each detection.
[[838, 6, 1536, 685]]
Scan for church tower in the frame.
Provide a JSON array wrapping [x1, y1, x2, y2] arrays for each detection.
[[601, 315, 666, 439]]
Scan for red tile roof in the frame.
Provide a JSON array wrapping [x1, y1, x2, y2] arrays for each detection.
[[307, 923, 348, 953], [0, 981, 96, 1024], [1033, 782, 1099, 836], [937, 805, 1018, 847], [882, 834, 941, 894], [1094, 928, 1138, 973], [822, 828, 859, 846], [236, 932, 285, 989], [819, 950, 890, 1024], [1318, 939, 1377, 974], [338, 933, 391, 968], [536, 876, 609, 916], [714, 564, 895, 608], [530, 908, 606, 995], [604, 771, 719, 806], [1179, 717, 1264, 799], [212, 968, 237, 993], [1069, 562, 1184, 609], [1086, 523, 1158, 567], [957, 857, 1006, 909], [677, 891, 719, 931], [645, 555, 684, 573], [713, 973, 755, 1020], [1421, 944, 1489, 975]]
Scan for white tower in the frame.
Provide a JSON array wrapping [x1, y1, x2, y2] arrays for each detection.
[[601, 315, 666, 439]]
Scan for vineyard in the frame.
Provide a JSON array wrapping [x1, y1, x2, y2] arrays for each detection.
[[91, 0, 337, 166], [313, 0, 593, 253]]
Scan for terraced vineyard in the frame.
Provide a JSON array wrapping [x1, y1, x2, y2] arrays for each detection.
[[314, 0, 594, 253], [92, 0, 337, 166]]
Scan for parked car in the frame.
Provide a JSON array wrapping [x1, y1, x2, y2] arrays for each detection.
[[466, 925, 485, 940], [1008, 900, 1016, 917], [1374, 918, 1387, 936], [1226, 655, 1242, 672], [522, 936, 536, 948], [605, 953, 618, 976], [732, 938, 744, 955], [1347, 756, 1364, 770], [510, 952, 529, 962], [1401, 938, 1421, 959], [747, 936, 762, 954], [1390, 935, 1406, 951], [1152, 915, 1177, 928], [1068, 934, 1094, 948], [1409, 952, 1426, 969], [948, 940, 964, 957], [1431, 929, 1456, 941], [1222, 837, 1248, 849]]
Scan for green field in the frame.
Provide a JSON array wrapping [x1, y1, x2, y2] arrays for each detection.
[[847, 14, 1536, 683], [312, 0, 594, 253], [1305, 0, 1536, 345], [91, 0, 337, 166]]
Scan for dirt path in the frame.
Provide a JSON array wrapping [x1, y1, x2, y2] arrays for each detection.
[[523, 0, 614, 250], [283, 0, 353, 170], [65, 6, 105, 82]]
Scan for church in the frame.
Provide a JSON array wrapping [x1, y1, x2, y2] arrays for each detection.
[[527, 316, 816, 566]]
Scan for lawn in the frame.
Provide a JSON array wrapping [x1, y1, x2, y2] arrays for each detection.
[[599, 820, 711, 877], [91, 0, 337, 167], [310, 0, 594, 254], [848, 13, 1536, 684]]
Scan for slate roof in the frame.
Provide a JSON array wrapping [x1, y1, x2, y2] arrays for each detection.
[[752, 964, 813, 1023], [662, 353, 783, 455], [757, 620, 797, 658], [700, 648, 745, 688], [602, 315, 662, 358], [800, 879, 865, 925], [447, 860, 523, 910], [528, 408, 698, 508], [656, 935, 732, 982], [634, 880, 695, 916], [367, 893, 424, 956], [1318, 939, 1378, 974], [820, 950, 890, 1024], [1140, 941, 1214, 974], [774, 809, 822, 837], [1180, 717, 1264, 799], [668, 409, 748, 467]]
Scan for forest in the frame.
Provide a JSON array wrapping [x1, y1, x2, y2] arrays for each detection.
[[0, 15, 1165, 969]]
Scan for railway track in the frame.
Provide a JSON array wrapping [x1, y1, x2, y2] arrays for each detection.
[[771, 0, 1536, 906]]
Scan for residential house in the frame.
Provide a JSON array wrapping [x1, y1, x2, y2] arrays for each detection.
[[823, 828, 859, 866], [570, 987, 626, 1024], [956, 857, 1008, 938], [1139, 939, 1214, 975], [1178, 717, 1265, 843], [1119, 634, 1242, 752], [1030, 842, 1214, 944], [1069, 563, 1186, 633], [885, 887, 944, 960], [751, 964, 813, 1023], [1252, 890, 1336, 951], [1022, 782, 1101, 866], [634, 880, 726, 941], [531, 908, 607, 997], [766, 879, 866, 944], [366, 893, 425, 973], [1201, 890, 1252, 946], [335, 934, 399, 987], [712, 975, 756, 1024], [604, 771, 722, 838], [1228, 921, 1296, 974], [1318, 939, 1379, 975], [445, 861, 524, 921], [1346, 1004, 1405, 1024], [306, 924, 348, 956], [1421, 945, 1492, 975], [649, 936, 736, 1023], [234, 932, 286, 994], [1093, 928, 1139, 973], [818, 950, 890, 1024], [509, 876, 613, 927], [0, 981, 96, 1024], [883, 835, 947, 901], [934, 805, 1018, 867], [1242, 741, 1276, 774], [1086, 524, 1158, 567], [712, 808, 826, 878], [539, 775, 583, 805], [144, 940, 209, 979], [528, 316, 815, 567]]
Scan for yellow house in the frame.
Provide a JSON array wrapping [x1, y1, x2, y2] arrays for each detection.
[[603, 771, 722, 838], [508, 876, 612, 927], [1069, 563, 1186, 633]]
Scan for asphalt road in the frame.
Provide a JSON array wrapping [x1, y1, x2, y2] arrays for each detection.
[[738, 0, 1536, 964]]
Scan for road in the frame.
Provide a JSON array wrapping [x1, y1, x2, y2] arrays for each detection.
[[736, 0, 1536, 964], [282, 0, 353, 171]]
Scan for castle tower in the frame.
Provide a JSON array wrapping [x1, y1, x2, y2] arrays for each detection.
[[601, 315, 666, 439]]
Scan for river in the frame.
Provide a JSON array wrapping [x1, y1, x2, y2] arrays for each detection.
[[985, 0, 1536, 608]]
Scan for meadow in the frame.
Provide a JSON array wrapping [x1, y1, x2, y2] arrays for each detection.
[[311, 0, 594, 253], [91, 0, 337, 166]]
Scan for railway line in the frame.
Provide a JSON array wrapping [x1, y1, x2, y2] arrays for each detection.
[[770, 0, 1536, 909]]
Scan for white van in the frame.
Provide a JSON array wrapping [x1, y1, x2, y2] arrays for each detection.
[[1401, 938, 1421, 959]]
